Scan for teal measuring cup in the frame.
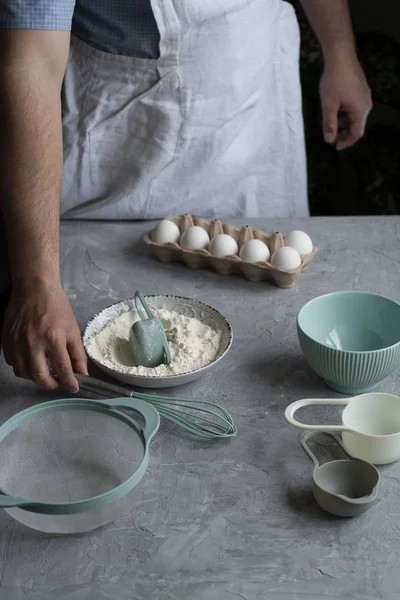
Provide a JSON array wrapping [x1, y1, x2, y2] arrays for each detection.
[[0, 397, 159, 533], [300, 431, 380, 518], [130, 290, 171, 368]]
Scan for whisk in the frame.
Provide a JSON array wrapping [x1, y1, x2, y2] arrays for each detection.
[[74, 373, 237, 439]]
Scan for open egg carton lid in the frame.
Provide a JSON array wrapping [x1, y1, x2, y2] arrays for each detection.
[[144, 214, 319, 289]]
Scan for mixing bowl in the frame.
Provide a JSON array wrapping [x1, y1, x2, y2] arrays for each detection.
[[297, 291, 400, 393], [84, 295, 232, 389]]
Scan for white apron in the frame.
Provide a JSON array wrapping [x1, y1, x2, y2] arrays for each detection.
[[61, 0, 309, 220]]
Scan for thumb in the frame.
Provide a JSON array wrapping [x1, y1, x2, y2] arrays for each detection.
[[322, 100, 339, 144]]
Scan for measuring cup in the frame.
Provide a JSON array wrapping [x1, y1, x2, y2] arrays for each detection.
[[300, 431, 380, 517], [285, 393, 400, 465], [130, 291, 171, 368]]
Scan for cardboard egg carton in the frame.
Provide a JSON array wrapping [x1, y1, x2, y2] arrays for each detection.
[[144, 214, 318, 288]]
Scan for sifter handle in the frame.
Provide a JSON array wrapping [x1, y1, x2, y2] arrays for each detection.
[[105, 397, 160, 444], [0, 489, 43, 509]]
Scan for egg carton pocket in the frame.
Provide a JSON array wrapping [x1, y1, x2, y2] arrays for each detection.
[[143, 214, 318, 288]]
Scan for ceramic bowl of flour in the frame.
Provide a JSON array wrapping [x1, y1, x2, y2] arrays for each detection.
[[83, 295, 233, 388]]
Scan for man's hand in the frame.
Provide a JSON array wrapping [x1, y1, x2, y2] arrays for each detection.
[[320, 55, 372, 151], [2, 280, 87, 392], [300, 0, 372, 150]]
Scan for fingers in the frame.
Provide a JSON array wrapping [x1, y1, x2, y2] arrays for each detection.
[[2, 332, 29, 379], [30, 351, 59, 390], [67, 333, 88, 376], [322, 98, 372, 151], [337, 111, 350, 133], [4, 331, 72, 390], [11, 351, 30, 380], [47, 340, 79, 393], [4, 339, 59, 389], [322, 99, 340, 145], [8, 337, 81, 392], [1, 286, 85, 392], [336, 110, 369, 151]]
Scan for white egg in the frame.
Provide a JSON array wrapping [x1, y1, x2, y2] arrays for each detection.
[[151, 219, 180, 244], [285, 230, 313, 257], [208, 233, 239, 257], [239, 239, 270, 263], [180, 226, 210, 250], [271, 246, 301, 270]]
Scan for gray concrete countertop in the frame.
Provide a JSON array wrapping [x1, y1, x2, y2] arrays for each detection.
[[1, 217, 400, 600]]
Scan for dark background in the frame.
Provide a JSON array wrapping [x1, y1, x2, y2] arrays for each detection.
[[288, 0, 400, 216]]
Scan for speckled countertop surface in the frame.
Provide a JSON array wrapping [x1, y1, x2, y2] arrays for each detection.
[[1, 217, 400, 600]]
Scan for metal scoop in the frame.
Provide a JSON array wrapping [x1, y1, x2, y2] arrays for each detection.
[[130, 291, 171, 368], [300, 431, 380, 518]]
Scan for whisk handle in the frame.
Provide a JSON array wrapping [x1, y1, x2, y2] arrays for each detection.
[[74, 373, 132, 398]]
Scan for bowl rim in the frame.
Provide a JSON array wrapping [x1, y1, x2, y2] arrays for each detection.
[[297, 291, 400, 354], [83, 294, 233, 380]]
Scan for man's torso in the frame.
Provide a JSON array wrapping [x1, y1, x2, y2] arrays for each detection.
[[1, 0, 160, 58], [1, 0, 309, 219]]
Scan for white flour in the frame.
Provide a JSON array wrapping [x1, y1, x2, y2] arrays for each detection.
[[87, 308, 222, 376]]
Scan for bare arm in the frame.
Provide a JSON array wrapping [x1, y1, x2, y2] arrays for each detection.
[[0, 30, 87, 390], [300, 0, 356, 62], [0, 30, 67, 283], [299, 0, 372, 150]]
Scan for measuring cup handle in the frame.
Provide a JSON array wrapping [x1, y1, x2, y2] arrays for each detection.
[[285, 398, 351, 431], [163, 340, 172, 364], [299, 430, 351, 467], [300, 431, 321, 467], [106, 398, 160, 444], [135, 291, 155, 321]]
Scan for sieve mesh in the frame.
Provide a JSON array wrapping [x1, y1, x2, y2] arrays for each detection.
[[0, 409, 145, 503]]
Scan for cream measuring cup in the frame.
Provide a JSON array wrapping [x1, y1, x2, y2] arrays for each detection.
[[300, 431, 380, 517], [285, 392, 400, 465]]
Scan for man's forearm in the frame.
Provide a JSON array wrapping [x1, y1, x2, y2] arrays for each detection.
[[0, 31, 69, 289], [300, 0, 357, 63], [0, 69, 62, 286]]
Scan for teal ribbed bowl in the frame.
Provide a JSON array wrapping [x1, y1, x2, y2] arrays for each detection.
[[297, 292, 400, 394]]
